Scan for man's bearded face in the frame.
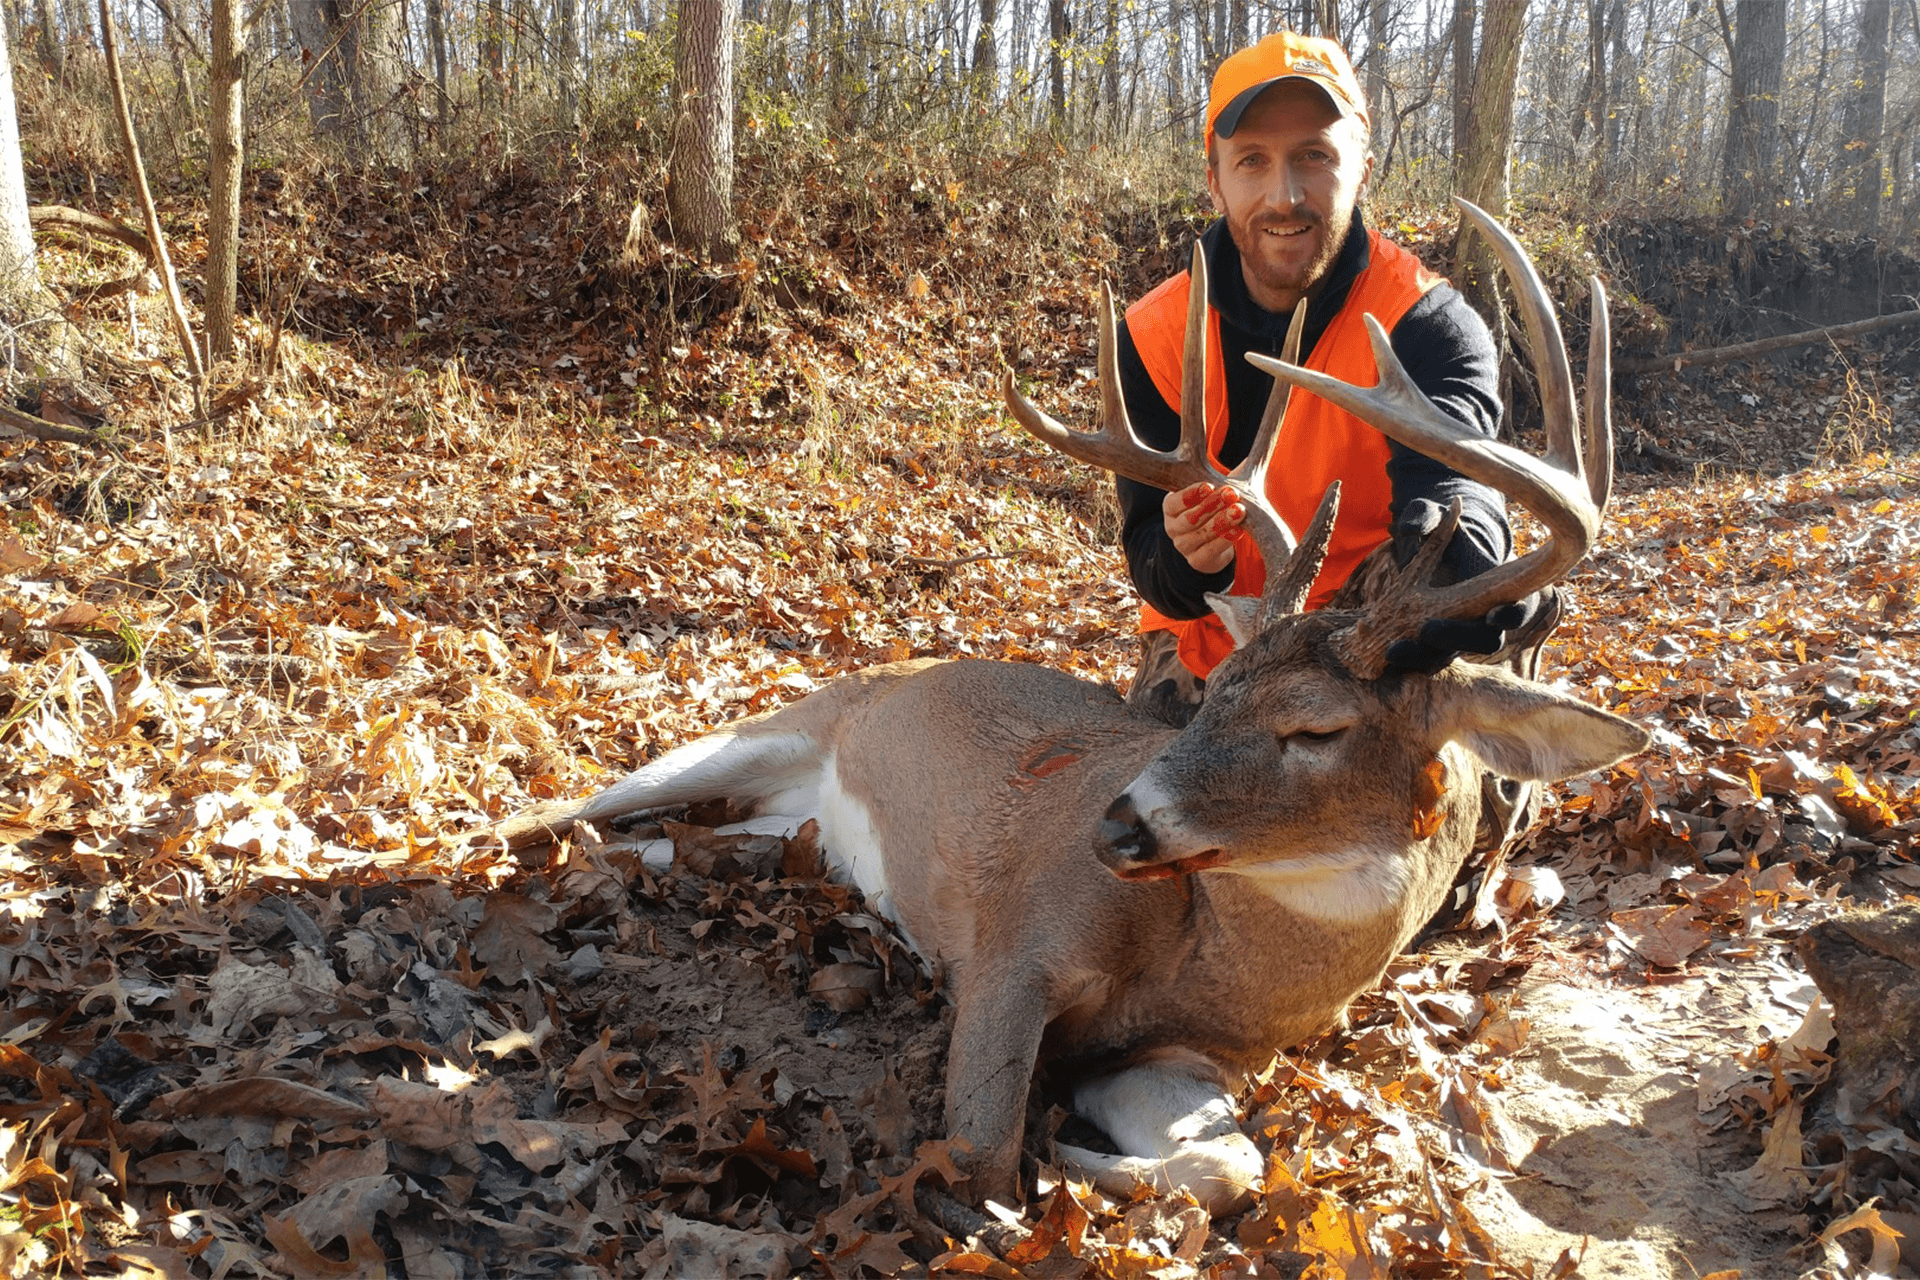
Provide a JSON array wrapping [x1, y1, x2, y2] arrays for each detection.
[[1207, 82, 1373, 314]]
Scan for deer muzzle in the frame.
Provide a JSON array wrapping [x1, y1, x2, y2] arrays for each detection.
[[1096, 793, 1227, 881]]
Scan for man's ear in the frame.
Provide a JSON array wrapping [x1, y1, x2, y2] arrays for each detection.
[[1205, 162, 1226, 215]]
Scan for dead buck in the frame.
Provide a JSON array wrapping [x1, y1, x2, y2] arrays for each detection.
[[501, 201, 1648, 1215]]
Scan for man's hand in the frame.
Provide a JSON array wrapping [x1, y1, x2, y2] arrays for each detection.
[[1164, 482, 1245, 574], [1384, 497, 1543, 675]]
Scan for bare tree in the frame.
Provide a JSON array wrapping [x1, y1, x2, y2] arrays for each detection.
[[1719, 0, 1787, 219], [290, 0, 371, 151], [1047, 0, 1066, 126], [0, 19, 36, 299], [424, 0, 450, 121], [205, 0, 247, 361], [973, 0, 998, 86], [1450, 0, 1474, 173], [1839, 0, 1892, 231], [667, 0, 738, 262], [1453, 0, 1527, 251]]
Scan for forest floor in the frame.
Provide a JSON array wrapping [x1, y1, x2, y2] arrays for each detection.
[[3, 146, 1919, 1277]]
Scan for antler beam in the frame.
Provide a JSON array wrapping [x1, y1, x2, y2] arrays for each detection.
[[1243, 197, 1613, 671], [1003, 242, 1307, 581]]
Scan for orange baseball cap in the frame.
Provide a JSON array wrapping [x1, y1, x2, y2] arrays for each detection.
[[1208, 31, 1369, 148]]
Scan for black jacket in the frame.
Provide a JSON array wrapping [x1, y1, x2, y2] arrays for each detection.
[[1115, 211, 1510, 620]]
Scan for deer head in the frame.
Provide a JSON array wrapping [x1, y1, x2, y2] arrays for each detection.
[[1004, 199, 1642, 887]]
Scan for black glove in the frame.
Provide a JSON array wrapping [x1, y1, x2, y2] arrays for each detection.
[[1383, 498, 1541, 676]]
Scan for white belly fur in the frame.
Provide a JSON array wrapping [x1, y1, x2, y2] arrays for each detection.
[[814, 751, 923, 953]]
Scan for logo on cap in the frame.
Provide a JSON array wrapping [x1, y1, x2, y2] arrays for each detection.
[[1289, 55, 1334, 78]]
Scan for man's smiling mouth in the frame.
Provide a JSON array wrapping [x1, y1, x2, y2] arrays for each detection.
[[1262, 225, 1311, 237]]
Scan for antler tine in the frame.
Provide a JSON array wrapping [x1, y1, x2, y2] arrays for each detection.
[[1241, 202, 1609, 650], [1003, 242, 1302, 575], [1234, 299, 1308, 531]]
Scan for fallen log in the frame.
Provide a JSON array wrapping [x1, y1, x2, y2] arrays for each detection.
[[1616, 308, 1920, 374], [1797, 903, 1920, 1122]]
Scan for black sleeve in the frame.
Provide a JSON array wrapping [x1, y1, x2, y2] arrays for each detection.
[[1114, 319, 1235, 620], [1384, 284, 1512, 576]]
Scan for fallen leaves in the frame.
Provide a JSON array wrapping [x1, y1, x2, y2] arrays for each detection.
[[4, 151, 1918, 1275]]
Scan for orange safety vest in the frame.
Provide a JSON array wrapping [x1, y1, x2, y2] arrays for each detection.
[[1126, 230, 1442, 679]]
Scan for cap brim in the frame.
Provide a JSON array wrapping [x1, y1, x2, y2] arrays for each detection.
[[1213, 75, 1359, 140]]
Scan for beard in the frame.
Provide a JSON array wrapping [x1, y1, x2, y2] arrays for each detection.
[[1227, 201, 1356, 311]]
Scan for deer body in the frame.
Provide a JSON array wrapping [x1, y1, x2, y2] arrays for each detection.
[[507, 203, 1649, 1214], [518, 615, 1639, 1210]]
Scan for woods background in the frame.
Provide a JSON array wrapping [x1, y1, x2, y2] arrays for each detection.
[[17, 0, 1920, 244], [2, 1, 1918, 1277]]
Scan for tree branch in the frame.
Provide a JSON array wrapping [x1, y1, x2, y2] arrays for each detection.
[[28, 205, 155, 261], [0, 403, 110, 449]]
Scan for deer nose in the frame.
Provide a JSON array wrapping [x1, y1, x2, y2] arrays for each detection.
[[1097, 793, 1156, 863]]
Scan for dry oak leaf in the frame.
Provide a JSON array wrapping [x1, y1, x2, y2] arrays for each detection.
[[471, 1110, 631, 1173], [262, 1174, 405, 1280], [1720, 1094, 1812, 1210], [471, 893, 561, 982], [291, 1139, 391, 1194], [720, 1116, 818, 1178], [1004, 1181, 1091, 1266], [641, 1214, 794, 1280], [807, 961, 883, 1012], [1608, 903, 1713, 968], [203, 948, 342, 1038], [149, 1077, 371, 1125], [369, 1075, 470, 1151]]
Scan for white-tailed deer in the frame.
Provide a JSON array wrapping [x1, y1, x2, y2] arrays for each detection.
[[501, 201, 1648, 1215]]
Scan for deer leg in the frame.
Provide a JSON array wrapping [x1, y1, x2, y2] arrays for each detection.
[[943, 969, 1049, 1207], [1055, 1062, 1262, 1216]]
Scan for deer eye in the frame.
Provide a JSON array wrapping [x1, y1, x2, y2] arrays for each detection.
[[1288, 727, 1347, 744]]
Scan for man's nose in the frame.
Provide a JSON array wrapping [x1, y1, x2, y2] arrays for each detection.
[[1263, 161, 1304, 211]]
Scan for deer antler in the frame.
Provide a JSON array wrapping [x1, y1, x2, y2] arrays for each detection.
[[1003, 242, 1313, 587], [1244, 197, 1614, 677]]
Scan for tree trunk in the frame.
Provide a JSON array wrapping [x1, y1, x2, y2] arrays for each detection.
[[973, 0, 997, 83], [290, 0, 361, 151], [1838, 0, 1891, 232], [1720, 0, 1786, 219], [1450, 0, 1474, 178], [1365, 0, 1387, 120], [481, 0, 504, 114], [667, 0, 738, 262], [554, 0, 579, 126], [30, 0, 57, 81], [205, 0, 245, 363], [1047, 0, 1066, 129], [424, 0, 449, 121], [1451, 0, 1528, 394], [0, 17, 35, 297], [1453, 0, 1527, 237]]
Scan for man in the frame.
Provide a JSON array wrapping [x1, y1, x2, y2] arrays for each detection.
[[1118, 31, 1538, 726]]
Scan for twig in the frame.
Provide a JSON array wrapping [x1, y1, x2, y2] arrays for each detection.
[[896, 551, 1016, 571], [914, 1185, 1031, 1258], [1616, 308, 1920, 374], [98, 0, 207, 426]]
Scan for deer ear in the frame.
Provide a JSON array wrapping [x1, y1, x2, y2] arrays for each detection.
[[1438, 666, 1650, 782], [1207, 592, 1262, 651]]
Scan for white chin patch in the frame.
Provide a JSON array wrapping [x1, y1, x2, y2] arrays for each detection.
[[1228, 846, 1411, 924]]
